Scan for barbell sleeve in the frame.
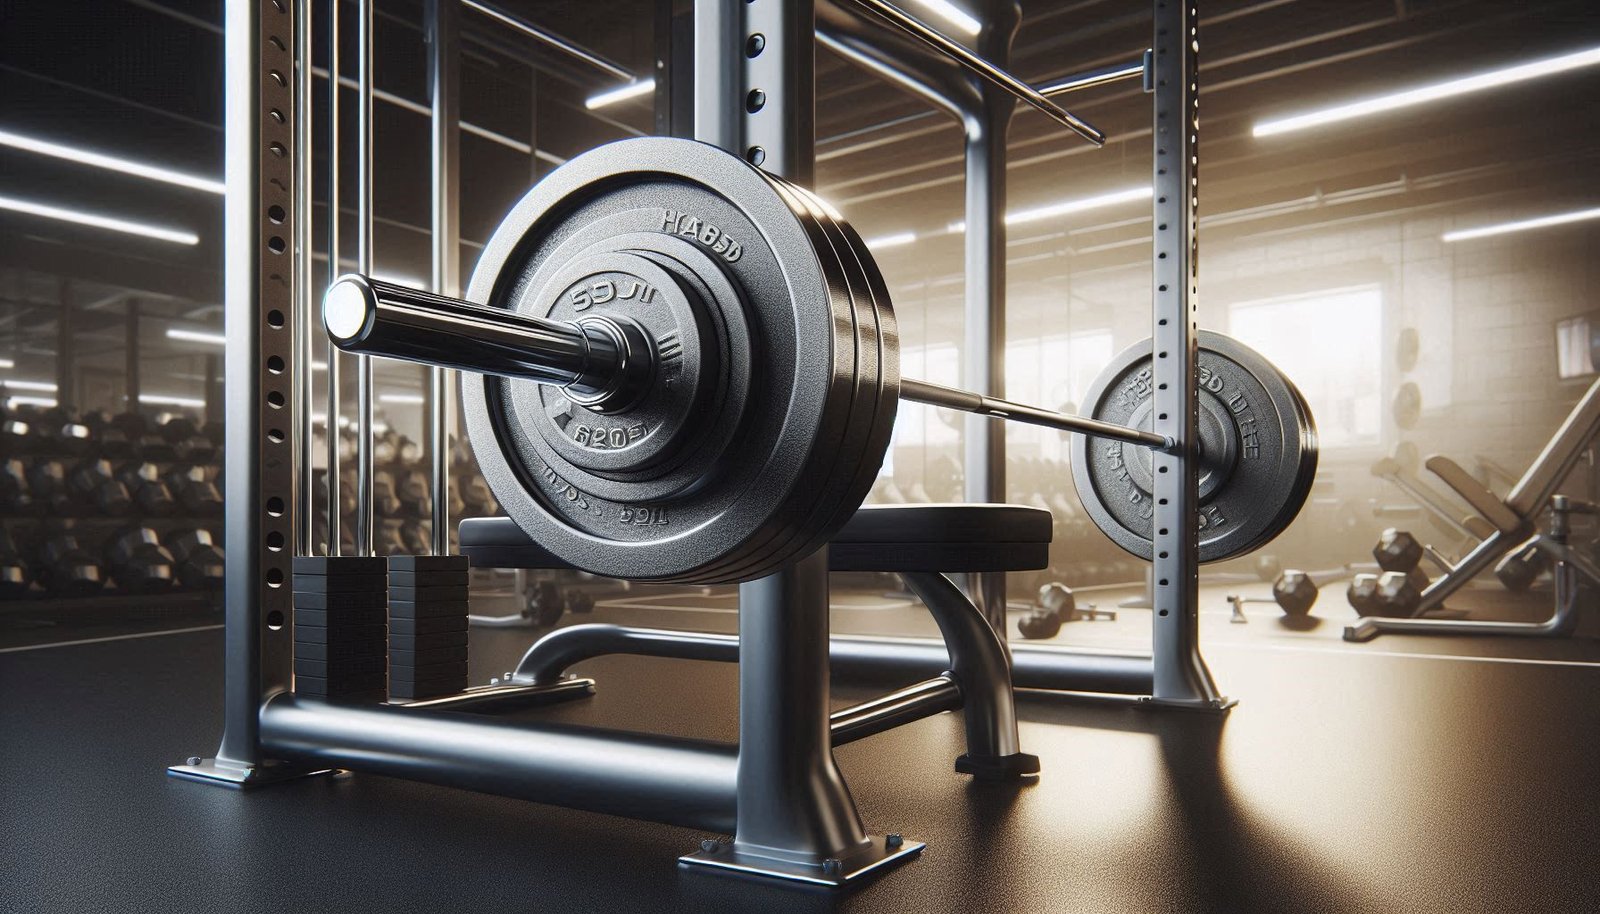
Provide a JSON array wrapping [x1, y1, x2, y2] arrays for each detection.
[[322, 274, 1171, 451], [898, 378, 1173, 452], [322, 274, 644, 409]]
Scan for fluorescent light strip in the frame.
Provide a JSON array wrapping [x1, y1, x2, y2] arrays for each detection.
[[585, 78, 656, 110], [0, 127, 224, 194], [379, 393, 426, 404], [1254, 45, 1600, 137], [1005, 186, 1153, 227], [865, 231, 918, 249], [913, 0, 981, 37], [0, 194, 199, 245], [6, 396, 57, 409], [1, 379, 58, 392], [0, 358, 13, 370], [166, 328, 226, 346], [139, 394, 206, 409], [1442, 206, 1600, 243]]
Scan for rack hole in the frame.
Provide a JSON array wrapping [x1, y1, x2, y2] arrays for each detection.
[[268, 70, 287, 88], [746, 146, 766, 166], [268, 142, 287, 158], [1158, 609, 1169, 617], [268, 236, 286, 254], [268, 205, 286, 224], [267, 309, 285, 328], [267, 428, 285, 443], [266, 496, 285, 516], [746, 89, 766, 112], [267, 355, 285, 374], [1159, 579, 1169, 586], [269, 108, 285, 124], [267, 610, 285, 630], [267, 390, 285, 409], [266, 530, 284, 552], [266, 567, 284, 587], [1158, 551, 1168, 559], [746, 34, 765, 57], [1159, 529, 1168, 537]]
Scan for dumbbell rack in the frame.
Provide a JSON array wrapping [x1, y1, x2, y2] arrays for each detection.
[[172, 0, 1227, 887]]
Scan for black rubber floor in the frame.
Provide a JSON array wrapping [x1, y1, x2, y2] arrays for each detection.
[[3, 591, 1599, 913]]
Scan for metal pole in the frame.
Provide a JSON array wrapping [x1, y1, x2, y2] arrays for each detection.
[[963, 1, 1017, 646], [1039, 55, 1147, 96], [354, 0, 375, 556], [325, 0, 342, 556], [124, 299, 141, 411], [1148, 0, 1226, 707], [426, 0, 460, 555], [170, 0, 297, 785], [294, 0, 314, 554]]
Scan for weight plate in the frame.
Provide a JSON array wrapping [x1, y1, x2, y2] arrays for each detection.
[[1070, 331, 1318, 563], [462, 137, 894, 584]]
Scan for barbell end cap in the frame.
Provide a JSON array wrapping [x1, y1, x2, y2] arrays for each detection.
[[323, 273, 377, 345]]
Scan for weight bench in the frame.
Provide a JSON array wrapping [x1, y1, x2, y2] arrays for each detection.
[[461, 503, 1053, 779], [1346, 377, 1600, 639]]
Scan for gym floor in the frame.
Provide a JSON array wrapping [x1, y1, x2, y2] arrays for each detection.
[[3, 577, 1598, 914]]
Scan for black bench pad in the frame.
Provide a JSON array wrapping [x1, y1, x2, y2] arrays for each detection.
[[458, 504, 1052, 574]]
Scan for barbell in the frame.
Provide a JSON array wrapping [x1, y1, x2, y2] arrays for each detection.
[[324, 137, 1317, 583]]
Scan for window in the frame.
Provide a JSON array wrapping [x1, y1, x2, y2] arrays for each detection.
[[1229, 286, 1383, 448], [1005, 330, 1114, 461]]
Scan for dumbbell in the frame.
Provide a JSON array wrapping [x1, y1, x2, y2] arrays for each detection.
[[1037, 582, 1077, 622], [1373, 528, 1422, 572], [527, 579, 564, 626], [1348, 568, 1428, 617], [1270, 570, 1318, 617], [159, 415, 216, 463], [0, 527, 32, 598], [393, 468, 431, 517], [400, 520, 430, 555], [0, 414, 38, 456], [67, 459, 133, 516], [166, 465, 224, 514], [1493, 541, 1548, 592], [106, 527, 179, 594], [457, 473, 496, 516], [1017, 608, 1062, 640], [1, 458, 33, 514], [81, 410, 138, 460], [34, 533, 106, 597], [167, 528, 224, 589], [119, 462, 178, 516], [372, 470, 402, 517], [24, 459, 72, 515]]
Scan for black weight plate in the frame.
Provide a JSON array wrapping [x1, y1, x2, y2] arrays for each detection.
[[694, 176, 893, 582], [1070, 330, 1318, 563], [462, 138, 880, 583]]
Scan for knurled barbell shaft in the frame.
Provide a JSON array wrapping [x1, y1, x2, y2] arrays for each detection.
[[322, 274, 1171, 451], [898, 378, 1172, 451]]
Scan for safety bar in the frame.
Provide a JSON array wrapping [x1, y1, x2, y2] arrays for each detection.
[[846, 0, 1105, 145]]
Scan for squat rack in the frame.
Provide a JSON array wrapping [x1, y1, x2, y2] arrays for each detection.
[[173, 0, 1225, 887]]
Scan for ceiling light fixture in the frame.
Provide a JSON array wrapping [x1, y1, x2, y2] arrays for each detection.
[[0, 194, 200, 245], [1442, 205, 1600, 243], [1254, 45, 1600, 137], [166, 328, 226, 346], [0, 127, 224, 194], [139, 394, 207, 409], [1005, 186, 1153, 226], [379, 392, 427, 404], [865, 231, 918, 249], [1, 379, 59, 392], [585, 78, 656, 110]]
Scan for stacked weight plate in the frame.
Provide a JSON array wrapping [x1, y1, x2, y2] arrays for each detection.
[[292, 556, 388, 700], [387, 555, 470, 699]]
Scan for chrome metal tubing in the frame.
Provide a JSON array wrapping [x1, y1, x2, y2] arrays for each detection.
[[293, 0, 314, 554], [513, 625, 1153, 696], [830, 676, 962, 746], [258, 693, 738, 832], [846, 0, 1104, 145], [324, 0, 342, 555], [354, 0, 375, 556], [426, 0, 460, 556], [462, 0, 637, 82], [901, 377, 1172, 450], [321, 276, 631, 399], [1039, 55, 1147, 95]]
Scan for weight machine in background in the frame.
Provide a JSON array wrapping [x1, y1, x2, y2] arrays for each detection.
[[170, 0, 1279, 886]]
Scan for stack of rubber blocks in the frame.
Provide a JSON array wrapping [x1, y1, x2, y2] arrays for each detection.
[[292, 556, 388, 700], [387, 555, 471, 699]]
